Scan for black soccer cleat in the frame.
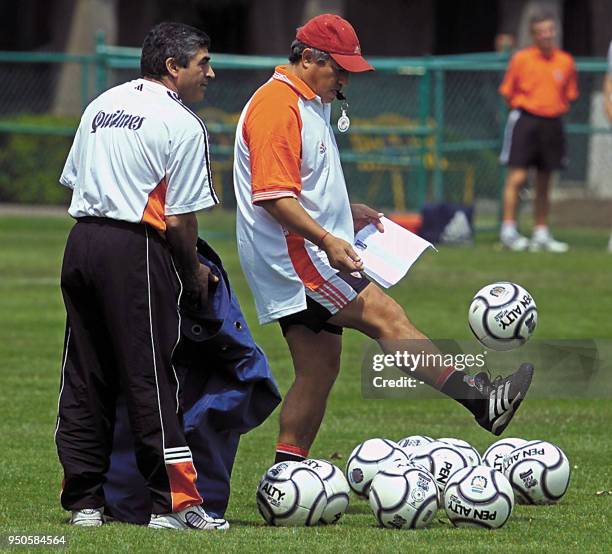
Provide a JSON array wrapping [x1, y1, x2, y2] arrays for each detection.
[[474, 363, 534, 436]]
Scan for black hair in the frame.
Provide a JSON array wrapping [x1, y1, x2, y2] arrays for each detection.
[[141, 22, 210, 79], [530, 11, 555, 29], [288, 40, 330, 64]]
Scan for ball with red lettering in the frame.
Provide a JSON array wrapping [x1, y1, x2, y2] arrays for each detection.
[[443, 465, 514, 529], [256, 461, 327, 526], [468, 282, 537, 351], [502, 440, 571, 505]]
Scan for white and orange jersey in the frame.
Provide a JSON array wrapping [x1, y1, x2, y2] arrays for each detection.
[[234, 65, 354, 324], [60, 79, 218, 231]]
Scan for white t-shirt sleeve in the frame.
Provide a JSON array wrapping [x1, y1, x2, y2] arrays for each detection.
[[165, 131, 218, 215], [608, 41, 612, 75], [59, 124, 82, 189]]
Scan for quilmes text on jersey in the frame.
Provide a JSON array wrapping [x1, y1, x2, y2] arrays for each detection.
[[91, 110, 145, 133]]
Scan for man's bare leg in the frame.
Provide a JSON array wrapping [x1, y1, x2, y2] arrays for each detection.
[[533, 170, 551, 227], [275, 326, 342, 461], [328, 284, 446, 385], [500, 167, 530, 250], [530, 170, 568, 252], [329, 283, 533, 435]]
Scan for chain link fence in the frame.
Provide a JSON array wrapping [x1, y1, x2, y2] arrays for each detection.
[[1, 44, 610, 227]]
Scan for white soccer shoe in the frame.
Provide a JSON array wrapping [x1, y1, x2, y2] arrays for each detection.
[[148, 504, 229, 531], [70, 507, 104, 527], [500, 232, 529, 252], [529, 234, 569, 253]]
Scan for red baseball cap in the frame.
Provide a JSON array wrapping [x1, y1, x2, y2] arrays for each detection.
[[296, 14, 374, 73]]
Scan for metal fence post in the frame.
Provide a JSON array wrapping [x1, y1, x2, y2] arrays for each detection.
[[433, 67, 445, 201], [95, 31, 107, 96], [497, 85, 508, 228], [80, 58, 90, 112], [416, 66, 431, 210]]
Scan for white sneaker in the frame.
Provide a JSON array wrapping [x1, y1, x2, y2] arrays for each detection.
[[501, 233, 529, 251], [70, 507, 104, 527], [608, 234, 612, 253], [529, 235, 569, 253], [148, 504, 229, 531]]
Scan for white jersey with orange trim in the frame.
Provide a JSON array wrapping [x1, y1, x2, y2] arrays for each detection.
[[60, 78, 218, 231], [234, 66, 354, 324]]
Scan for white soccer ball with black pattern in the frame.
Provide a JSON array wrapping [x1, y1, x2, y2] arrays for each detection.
[[483, 437, 528, 473], [369, 464, 439, 529], [302, 459, 350, 524], [502, 440, 571, 505], [438, 437, 482, 466], [468, 282, 537, 351], [256, 461, 327, 526], [410, 441, 471, 495], [345, 438, 409, 498], [397, 435, 434, 456], [443, 465, 514, 529]]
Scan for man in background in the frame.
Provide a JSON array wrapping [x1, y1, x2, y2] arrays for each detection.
[[499, 12, 578, 252]]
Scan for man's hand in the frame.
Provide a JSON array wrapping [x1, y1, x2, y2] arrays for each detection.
[[166, 212, 218, 310], [320, 233, 364, 272], [181, 263, 218, 311], [351, 203, 384, 233]]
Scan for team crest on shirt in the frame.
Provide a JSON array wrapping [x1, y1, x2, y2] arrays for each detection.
[[553, 69, 564, 82], [319, 142, 327, 154]]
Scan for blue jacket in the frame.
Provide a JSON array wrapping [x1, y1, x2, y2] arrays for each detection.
[[103, 239, 281, 522]]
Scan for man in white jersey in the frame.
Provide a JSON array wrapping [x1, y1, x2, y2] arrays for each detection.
[[603, 40, 612, 253], [234, 14, 535, 466], [56, 22, 228, 530]]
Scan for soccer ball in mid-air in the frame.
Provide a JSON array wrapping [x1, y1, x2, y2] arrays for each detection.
[[438, 437, 482, 467], [302, 459, 350, 524], [468, 282, 537, 351], [397, 435, 434, 456], [256, 461, 327, 526], [443, 465, 514, 529], [409, 441, 471, 494], [369, 464, 439, 529], [503, 440, 571, 505], [483, 437, 528, 473], [345, 438, 409, 498]]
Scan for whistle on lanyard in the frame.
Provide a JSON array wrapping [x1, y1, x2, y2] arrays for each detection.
[[335, 91, 350, 133]]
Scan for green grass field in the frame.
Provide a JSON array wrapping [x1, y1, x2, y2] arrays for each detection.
[[1, 210, 611, 552]]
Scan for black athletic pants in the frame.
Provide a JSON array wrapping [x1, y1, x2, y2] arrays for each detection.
[[55, 218, 201, 514]]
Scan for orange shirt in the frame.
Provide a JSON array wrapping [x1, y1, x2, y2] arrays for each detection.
[[499, 46, 578, 117]]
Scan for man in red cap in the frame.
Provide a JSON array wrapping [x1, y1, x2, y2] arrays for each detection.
[[234, 14, 534, 464]]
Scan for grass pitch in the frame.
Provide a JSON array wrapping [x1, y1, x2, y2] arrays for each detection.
[[0, 211, 611, 553]]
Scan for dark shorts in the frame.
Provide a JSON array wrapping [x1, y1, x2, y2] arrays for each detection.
[[278, 271, 371, 336], [499, 109, 566, 171]]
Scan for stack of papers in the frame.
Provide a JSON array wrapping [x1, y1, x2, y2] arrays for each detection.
[[354, 216, 435, 288]]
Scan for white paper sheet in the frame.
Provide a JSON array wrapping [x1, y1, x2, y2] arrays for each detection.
[[354, 216, 435, 288]]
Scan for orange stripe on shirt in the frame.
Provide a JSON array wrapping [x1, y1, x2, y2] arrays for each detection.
[[285, 233, 327, 291], [166, 460, 202, 512], [141, 177, 167, 232], [243, 70, 305, 204]]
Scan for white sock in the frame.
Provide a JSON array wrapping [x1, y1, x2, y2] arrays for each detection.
[[501, 221, 518, 239], [533, 226, 549, 241]]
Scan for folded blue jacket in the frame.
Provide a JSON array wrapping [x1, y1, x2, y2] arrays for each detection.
[[103, 239, 281, 522]]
